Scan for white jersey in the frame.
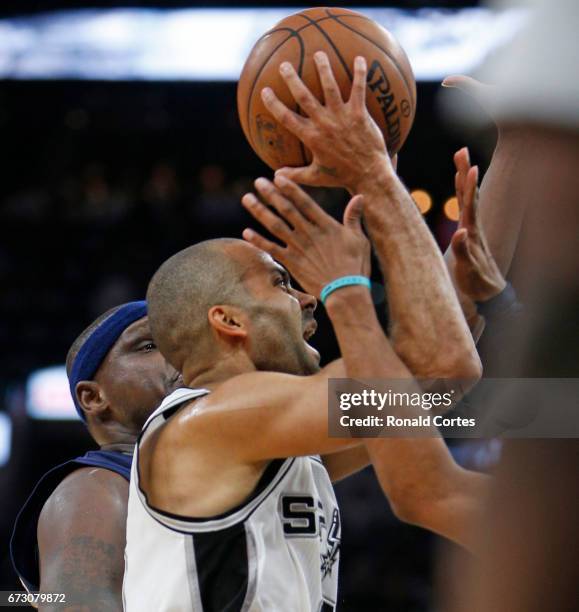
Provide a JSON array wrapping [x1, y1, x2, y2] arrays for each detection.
[[123, 387, 341, 612]]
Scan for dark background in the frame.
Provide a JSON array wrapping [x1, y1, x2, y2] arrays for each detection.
[[0, 0, 481, 18], [0, 2, 491, 610]]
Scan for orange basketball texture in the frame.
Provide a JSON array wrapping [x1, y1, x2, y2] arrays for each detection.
[[237, 7, 417, 171]]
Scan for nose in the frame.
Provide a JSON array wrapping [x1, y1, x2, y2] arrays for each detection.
[[293, 288, 317, 313]]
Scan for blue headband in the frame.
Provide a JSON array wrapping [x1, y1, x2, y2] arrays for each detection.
[[69, 301, 148, 420]]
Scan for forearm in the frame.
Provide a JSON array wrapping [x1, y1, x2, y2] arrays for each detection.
[[324, 286, 444, 499], [423, 467, 490, 552], [366, 437, 491, 551], [359, 165, 479, 378], [430, 468, 490, 551], [325, 285, 411, 380], [479, 131, 529, 272], [325, 285, 488, 548]]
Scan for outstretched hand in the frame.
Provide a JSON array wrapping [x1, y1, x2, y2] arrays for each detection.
[[450, 147, 506, 303], [241, 176, 371, 299], [261, 52, 391, 193]]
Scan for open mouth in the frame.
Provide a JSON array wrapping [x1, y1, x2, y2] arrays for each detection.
[[302, 320, 318, 342], [302, 320, 320, 364]]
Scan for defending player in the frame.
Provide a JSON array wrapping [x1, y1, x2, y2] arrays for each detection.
[[10, 302, 178, 610]]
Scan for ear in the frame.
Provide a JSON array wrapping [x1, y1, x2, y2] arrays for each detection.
[[75, 380, 109, 420], [207, 305, 249, 341]]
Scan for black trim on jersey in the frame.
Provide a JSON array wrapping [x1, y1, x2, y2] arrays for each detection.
[[160, 402, 189, 420], [136, 391, 206, 447], [192, 524, 249, 612], [136, 391, 291, 529], [140, 458, 288, 525]]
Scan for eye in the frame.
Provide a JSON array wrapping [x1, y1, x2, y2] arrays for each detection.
[[275, 276, 290, 292], [139, 341, 157, 352]]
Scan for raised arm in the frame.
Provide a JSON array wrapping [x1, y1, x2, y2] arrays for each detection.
[[442, 76, 528, 335], [37, 469, 128, 612], [261, 52, 481, 384], [331, 279, 490, 550], [243, 177, 489, 550]]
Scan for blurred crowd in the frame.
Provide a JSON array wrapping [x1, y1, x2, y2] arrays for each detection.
[[1, 161, 245, 225], [0, 164, 274, 375], [0, 157, 361, 384]]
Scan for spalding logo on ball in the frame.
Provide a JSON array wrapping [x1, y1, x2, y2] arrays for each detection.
[[237, 7, 417, 170]]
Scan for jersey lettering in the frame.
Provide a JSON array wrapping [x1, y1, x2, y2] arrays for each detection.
[[281, 495, 317, 535]]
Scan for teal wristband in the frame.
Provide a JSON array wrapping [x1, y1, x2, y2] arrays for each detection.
[[320, 276, 371, 304]]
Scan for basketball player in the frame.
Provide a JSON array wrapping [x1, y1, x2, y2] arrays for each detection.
[[124, 203, 479, 610], [10, 302, 178, 610], [123, 56, 485, 607]]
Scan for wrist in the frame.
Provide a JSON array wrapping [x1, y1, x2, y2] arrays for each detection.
[[352, 154, 395, 194], [324, 284, 373, 315], [320, 275, 371, 305], [475, 277, 507, 303], [475, 281, 522, 320]]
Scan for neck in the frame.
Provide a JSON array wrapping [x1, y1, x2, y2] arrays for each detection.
[[183, 350, 255, 390], [92, 420, 140, 448], [100, 441, 136, 454]]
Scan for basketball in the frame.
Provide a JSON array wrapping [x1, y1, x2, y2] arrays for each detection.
[[237, 7, 416, 170]]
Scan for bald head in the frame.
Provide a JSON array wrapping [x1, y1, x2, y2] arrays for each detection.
[[146, 238, 256, 370]]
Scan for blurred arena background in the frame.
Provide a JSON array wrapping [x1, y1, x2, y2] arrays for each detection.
[[0, 1, 524, 609]]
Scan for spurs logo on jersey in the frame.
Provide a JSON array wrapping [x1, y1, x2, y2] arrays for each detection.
[[279, 495, 341, 580], [123, 387, 341, 612], [320, 508, 341, 579]]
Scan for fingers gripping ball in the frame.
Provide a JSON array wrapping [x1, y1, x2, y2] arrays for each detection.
[[237, 7, 417, 170]]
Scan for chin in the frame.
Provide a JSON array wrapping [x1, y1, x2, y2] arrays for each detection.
[[304, 361, 321, 375], [301, 347, 322, 376]]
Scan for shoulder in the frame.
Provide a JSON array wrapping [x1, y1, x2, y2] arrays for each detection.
[[161, 372, 301, 442], [39, 467, 128, 537], [167, 370, 324, 445], [210, 370, 307, 399], [140, 373, 292, 461], [48, 466, 128, 506]]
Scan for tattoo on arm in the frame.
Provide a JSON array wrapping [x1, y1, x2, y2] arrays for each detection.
[[40, 536, 123, 612]]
